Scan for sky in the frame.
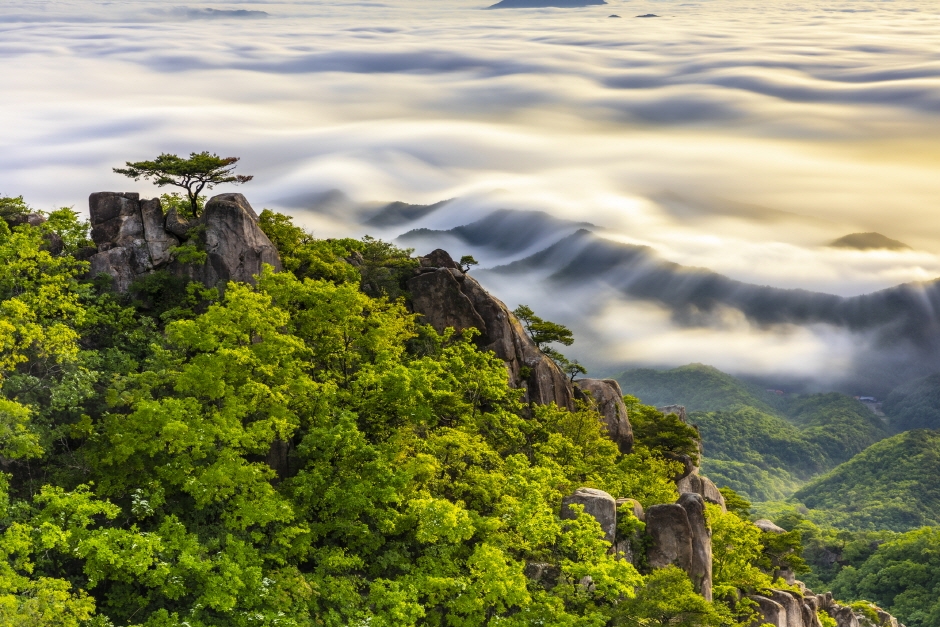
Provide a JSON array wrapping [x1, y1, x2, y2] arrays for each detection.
[[3, 0, 940, 386]]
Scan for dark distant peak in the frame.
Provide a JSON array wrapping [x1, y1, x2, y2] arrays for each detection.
[[398, 209, 595, 254], [487, 229, 654, 277], [828, 232, 911, 251], [168, 8, 268, 19], [363, 199, 452, 228], [608, 14, 621, 18], [488, 0, 606, 8], [636, 13, 660, 18]]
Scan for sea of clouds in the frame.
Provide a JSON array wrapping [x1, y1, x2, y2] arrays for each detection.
[[3, 0, 940, 386]]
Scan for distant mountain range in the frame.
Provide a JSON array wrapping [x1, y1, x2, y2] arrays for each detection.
[[358, 199, 940, 394], [487, 0, 606, 8]]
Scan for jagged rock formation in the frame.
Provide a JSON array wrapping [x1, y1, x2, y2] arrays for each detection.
[[755, 518, 787, 534], [409, 249, 573, 408], [574, 378, 634, 453], [645, 503, 693, 571], [560, 486, 713, 600], [409, 249, 640, 458], [561, 488, 618, 544], [87, 192, 281, 292], [749, 589, 904, 627], [677, 472, 727, 511], [678, 492, 713, 600], [657, 404, 727, 510]]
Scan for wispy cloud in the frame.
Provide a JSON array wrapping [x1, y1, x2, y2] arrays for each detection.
[[3, 0, 940, 384]]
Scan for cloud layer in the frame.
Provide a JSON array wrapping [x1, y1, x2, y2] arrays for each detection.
[[3, 0, 940, 385]]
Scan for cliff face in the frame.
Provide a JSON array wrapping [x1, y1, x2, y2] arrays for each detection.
[[408, 249, 575, 409], [87, 191, 280, 292]]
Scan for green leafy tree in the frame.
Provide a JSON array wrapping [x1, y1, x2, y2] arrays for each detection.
[[513, 304, 575, 350], [113, 152, 252, 217], [611, 566, 725, 627], [625, 396, 701, 467], [458, 255, 478, 272]]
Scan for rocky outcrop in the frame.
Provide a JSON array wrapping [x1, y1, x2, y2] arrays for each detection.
[[561, 487, 617, 545], [678, 492, 712, 600], [186, 193, 282, 287], [749, 590, 903, 627], [771, 590, 807, 627], [755, 519, 787, 534], [677, 472, 727, 511], [751, 595, 788, 627], [573, 378, 634, 453], [86, 191, 280, 292], [645, 503, 693, 573], [409, 249, 573, 409]]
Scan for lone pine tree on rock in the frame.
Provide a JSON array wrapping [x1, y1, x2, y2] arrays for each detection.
[[113, 151, 253, 218]]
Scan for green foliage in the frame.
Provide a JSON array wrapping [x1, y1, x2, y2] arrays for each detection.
[[617, 365, 892, 503], [42, 207, 92, 254], [160, 191, 205, 219], [883, 373, 940, 432], [828, 527, 940, 627], [626, 395, 700, 467], [784, 393, 889, 466], [513, 304, 575, 350], [707, 504, 773, 599], [758, 528, 809, 578], [719, 487, 752, 520], [818, 609, 838, 627], [168, 240, 208, 265], [114, 152, 252, 217], [611, 566, 725, 627], [792, 430, 940, 531], [458, 255, 478, 272], [348, 234, 418, 299], [0, 195, 31, 222], [1, 217, 728, 624], [8, 200, 855, 624], [616, 363, 778, 414], [257, 209, 360, 285]]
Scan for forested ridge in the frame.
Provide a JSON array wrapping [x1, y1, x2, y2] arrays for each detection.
[[0, 192, 830, 626], [3, 190, 939, 627]]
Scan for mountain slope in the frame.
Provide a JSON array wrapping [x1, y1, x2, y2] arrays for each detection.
[[617, 365, 891, 502], [786, 393, 890, 465], [616, 363, 778, 413], [696, 406, 828, 502], [398, 209, 593, 260], [792, 430, 940, 531], [882, 373, 940, 432]]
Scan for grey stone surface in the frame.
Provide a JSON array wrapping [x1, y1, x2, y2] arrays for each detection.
[[574, 378, 634, 453], [561, 487, 617, 545], [140, 197, 178, 267], [755, 519, 787, 534], [750, 595, 787, 627], [197, 193, 282, 286], [409, 250, 574, 409], [677, 472, 727, 511], [770, 589, 805, 627], [678, 492, 713, 600], [646, 503, 693, 573], [86, 191, 280, 293]]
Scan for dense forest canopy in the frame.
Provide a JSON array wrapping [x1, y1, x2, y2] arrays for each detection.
[[0, 194, 805, 626], [1, 192, 938, 627]]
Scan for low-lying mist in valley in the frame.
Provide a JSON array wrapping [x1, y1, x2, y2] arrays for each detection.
[[3, 0, 940, 391]]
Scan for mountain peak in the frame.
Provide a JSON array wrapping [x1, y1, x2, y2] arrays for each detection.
[[828, 232, 911, 251]]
